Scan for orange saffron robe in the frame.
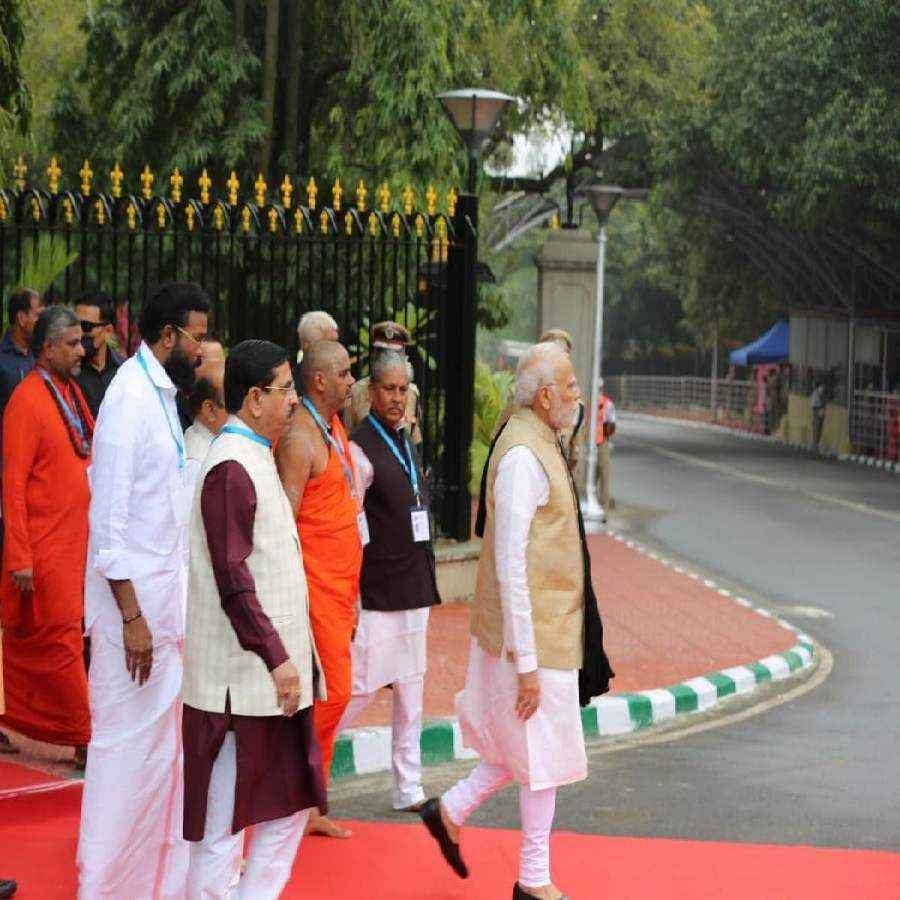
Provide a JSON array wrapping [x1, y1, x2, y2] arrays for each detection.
[[294, 415, 362, 778], [0, 369, 93, 746]]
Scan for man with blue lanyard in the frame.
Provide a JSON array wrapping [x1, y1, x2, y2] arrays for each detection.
[[78, 282, 209, 899]]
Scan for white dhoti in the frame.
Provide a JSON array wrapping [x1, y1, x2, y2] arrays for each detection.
[[338, 606, 429, 809], [77, 636, 188, 899], [455, 638, 586, 791]]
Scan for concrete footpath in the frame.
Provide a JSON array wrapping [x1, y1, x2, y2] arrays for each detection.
[[331, 530, 817, 778]]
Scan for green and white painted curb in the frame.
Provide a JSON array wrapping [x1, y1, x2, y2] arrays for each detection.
[[331, 532, 817, 780]]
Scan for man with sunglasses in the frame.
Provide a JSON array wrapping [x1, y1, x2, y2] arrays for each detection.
[[74, 292, 123, 420], [78, 282, 209, 899]]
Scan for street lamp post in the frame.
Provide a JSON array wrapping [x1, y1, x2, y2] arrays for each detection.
[[436, 87, 514, 538], [436, 89, 515, 194], [581, 184, 623, 526]]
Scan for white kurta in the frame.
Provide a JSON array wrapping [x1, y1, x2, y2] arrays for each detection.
[[78, 344, 191, 898], [183, 419, 215, 464], [455, 445, 587, 792]]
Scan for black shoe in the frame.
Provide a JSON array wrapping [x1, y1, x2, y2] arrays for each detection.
[[513, 885, 569, 900], [0, 879, 17, 898], [419, 797, 468, 879]]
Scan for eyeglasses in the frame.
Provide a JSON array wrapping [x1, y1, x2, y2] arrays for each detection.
[[262, 384, 298, 398], [174, 324, 207, 346], [80, 320, 110, 332]]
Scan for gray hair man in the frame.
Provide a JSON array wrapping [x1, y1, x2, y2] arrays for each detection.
[[296, 311, 339, 363], [420, 342, 585, 900], [341, 350, 441, 813]]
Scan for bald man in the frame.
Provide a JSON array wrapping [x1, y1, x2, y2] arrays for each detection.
[[276, 340, 363, 838]]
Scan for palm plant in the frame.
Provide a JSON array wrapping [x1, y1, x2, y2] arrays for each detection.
[[468, 361, 515, 496]]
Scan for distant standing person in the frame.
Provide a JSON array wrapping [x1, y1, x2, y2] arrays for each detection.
[[343, 351, 441, 812], [596, 378, 616, 519], [184, 340, 228, 463], [183, 340, 325, 898], [811, 381, 826, 447], [78, 282, 209, 898], [344, 321, 423, 447], [296, 310, 339, 365], [74, 291, 123, 420], [0, 308, 92, 762]]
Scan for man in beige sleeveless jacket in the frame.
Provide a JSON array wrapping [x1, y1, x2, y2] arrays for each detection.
[[420, 342, 585, 900], [183, 340, 325, 898]]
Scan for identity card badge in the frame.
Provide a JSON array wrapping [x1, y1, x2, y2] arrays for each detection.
[[410, 505, 431, 543], [357, 510, 371, 547]]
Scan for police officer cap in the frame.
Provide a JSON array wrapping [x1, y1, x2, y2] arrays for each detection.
[[371, 320, 411, 350]]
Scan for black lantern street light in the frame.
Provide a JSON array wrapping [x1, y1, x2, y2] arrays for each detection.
[[581, 184, 623, 526], [437, 88, 515, 195]]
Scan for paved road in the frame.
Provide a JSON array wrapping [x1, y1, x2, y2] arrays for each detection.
[[332, 415, 900, 851]]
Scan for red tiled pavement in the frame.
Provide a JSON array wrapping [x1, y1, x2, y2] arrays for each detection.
[[352, 532, 798, 726]]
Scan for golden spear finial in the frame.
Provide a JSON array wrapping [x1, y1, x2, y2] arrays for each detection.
[[241, 206, 251, 232], [31, 197, 41, 222], [254, 172, 267, 207], [268, 207, 279, 233], [344, 210, 353, 236], [447, 187, 458, 217], [549, 212, 560, 230], [140, 164, 154, 200], [110, 162, 124, 199], [306, 177, 318, 211], [294, 208, 303, 234], [415, 214, 425, 240], [356, 179, 368, 211], [126, 203, 137, 230], [213, 206, 225, 231], [198, 169, 212, 205], [157, 203, 166, 229], [185, 205, 196, 232], [170, 167, 184, 203], [13, 156, 27, 192], [46, 157, 62, 194], [227, 171, 240, 206], [94, 198, 106, 226], [378, 181, 390, 214], [319, 209, 328, 234], [402, 184, 414, 216], [80, 159, 93, 196], [0, 197, 7, 223], [280, 175, 293, 209], [62, 197, 74, 226], [392, 212, 401, 238], [426, 184, 437, 216], [368, 211, 379, 237], [332, 177, 343, 212]]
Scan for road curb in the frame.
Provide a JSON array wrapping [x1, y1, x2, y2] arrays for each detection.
[[620, 410, 900, 474], [331, 532, 817, 780]]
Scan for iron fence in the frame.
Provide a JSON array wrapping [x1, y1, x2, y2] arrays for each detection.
[[0, 160, 478, 538], [849, 390, 900, 463]]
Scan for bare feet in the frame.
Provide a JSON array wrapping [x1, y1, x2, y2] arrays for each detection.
[[0, 731, 19, 755], [73, 745, 88, 770], [305, 808, 352, 839]]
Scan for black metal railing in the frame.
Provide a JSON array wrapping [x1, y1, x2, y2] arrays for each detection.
[[0, 168, 478, 539]]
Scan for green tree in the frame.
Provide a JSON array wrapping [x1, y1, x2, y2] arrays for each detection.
[[0, 0, 30, 176]]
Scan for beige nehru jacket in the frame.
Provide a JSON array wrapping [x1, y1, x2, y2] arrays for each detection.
[[184, 418, 323, 716], [472, 406, 585, 670]]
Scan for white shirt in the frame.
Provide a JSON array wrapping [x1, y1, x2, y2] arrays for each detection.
[[84, 342, 191, 646], [493, 445, 550, 674], [184, 420, 215, 463]]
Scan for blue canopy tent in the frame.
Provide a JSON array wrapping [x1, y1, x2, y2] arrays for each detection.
[[729, 319, 789, 366]]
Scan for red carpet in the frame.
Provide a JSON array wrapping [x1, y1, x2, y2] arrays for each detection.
[[1, 776, 899, 899]]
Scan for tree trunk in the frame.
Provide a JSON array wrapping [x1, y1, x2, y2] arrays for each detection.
[[282, 0, 303, 172], [233, 0, 246, 43], [258, 0, 280, 178]]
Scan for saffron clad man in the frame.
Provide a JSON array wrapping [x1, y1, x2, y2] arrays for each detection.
[[421, 343, 587, 900], [0, 308, 92, 761], [78, 282, 209, 898], [276, 340, 362, 839], [183, 340, 325, 898], [342, 351, 441, 812]]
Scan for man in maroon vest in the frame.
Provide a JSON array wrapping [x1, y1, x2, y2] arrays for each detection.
[[342, 349, 440, 811]]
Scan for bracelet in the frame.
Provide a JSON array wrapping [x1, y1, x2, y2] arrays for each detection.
[[122, 610, 143, 625]]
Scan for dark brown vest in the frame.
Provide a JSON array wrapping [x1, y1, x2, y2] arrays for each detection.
[[351, 416, 441, 612]]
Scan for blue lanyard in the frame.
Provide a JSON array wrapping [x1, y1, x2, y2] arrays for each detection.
[[367, 413, 419, 502], [37, 366, 89, 453], [301, 397, 356, 496], [219, 423, 272, 449], [136, 348, 185, 471]]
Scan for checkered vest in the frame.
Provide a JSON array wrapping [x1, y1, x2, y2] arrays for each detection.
[[184, 417, 322, 715]]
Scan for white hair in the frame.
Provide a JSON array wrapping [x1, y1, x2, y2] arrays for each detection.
[[297, 310, 339, 346], [514, 342, 567, 406], [371, 349, 412, 384]]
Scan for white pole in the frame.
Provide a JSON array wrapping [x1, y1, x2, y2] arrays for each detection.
[[710, 319, 718, 421], [582, 225, 607, 524]]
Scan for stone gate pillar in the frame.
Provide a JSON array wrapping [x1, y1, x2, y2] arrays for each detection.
[[534, 228, 599, 490]]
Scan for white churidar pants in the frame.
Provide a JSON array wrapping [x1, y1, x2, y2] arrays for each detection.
[[338, 669, 426, 809], [442, 761, 557, 889], [186, 732, 309, 899], [77, 635, 188, 899]]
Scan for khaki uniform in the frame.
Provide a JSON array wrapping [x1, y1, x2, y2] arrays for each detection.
[[345, 377, 422, 446]]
